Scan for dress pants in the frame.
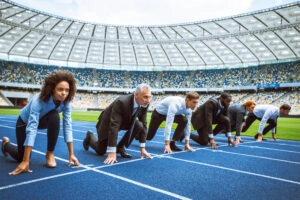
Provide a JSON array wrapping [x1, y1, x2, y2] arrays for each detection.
[[89, 120, 145, 155], [191, 114, 230, 146], [146, 109, 187, 141], [242, 113, 277, 135], [4, 110, 60, 162]]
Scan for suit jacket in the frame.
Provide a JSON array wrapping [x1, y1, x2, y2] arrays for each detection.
[[228, 104, 246, 135], [191, 97, 228, 134], [96, 94, 148, 147]]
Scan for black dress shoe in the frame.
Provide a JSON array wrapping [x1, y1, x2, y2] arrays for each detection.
[[179, 134, 185, 142], [83, 131, 93, 151], [117, 148, 132, 158], [170, 141, 182, 151]]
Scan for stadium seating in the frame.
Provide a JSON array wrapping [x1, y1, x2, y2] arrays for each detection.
[[0, 60, 299, 114]]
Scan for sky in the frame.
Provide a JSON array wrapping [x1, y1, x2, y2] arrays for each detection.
[[11, 0, 298, 26]]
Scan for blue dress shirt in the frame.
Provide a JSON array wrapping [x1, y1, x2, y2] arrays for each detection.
[[20, 93, 73, 147]]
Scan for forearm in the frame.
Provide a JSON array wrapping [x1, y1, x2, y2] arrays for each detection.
[[22, 146, 32, 161], [67, 142, 74, 156], [185, 140, 190, 147]]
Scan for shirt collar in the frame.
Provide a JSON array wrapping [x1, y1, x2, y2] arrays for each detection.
[[218, 99, 224, 109], [133, 97, 139, 109]]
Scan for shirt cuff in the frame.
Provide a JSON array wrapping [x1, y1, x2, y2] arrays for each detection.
[[106, 146, 116, 153], [208, 134, 214, 139], [140, 143, 146, 148]]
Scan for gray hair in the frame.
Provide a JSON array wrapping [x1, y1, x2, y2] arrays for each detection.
[[135, 83, 151, 94]]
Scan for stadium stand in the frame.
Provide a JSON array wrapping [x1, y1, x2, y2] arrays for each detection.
[[0, 60, 299, 114]]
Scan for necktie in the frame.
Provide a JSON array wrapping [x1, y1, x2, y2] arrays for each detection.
[[125, 106, 140, 148]]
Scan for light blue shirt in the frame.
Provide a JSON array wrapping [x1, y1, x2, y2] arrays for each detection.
[[156, 96, 192, 141], [253, 105, 279, 134], [20, 93, 73, 147]]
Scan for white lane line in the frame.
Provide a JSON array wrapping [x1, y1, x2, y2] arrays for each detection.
[[242, 145, 300, 154], [163, 156, 300, 185], [202, 148, 300, 165], [264, 142, 300, 148], [0, 149, 191, 200], [0, 169, 89, 190]]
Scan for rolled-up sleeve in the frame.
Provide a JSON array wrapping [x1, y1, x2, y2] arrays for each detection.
[[24, 101, 41, 146], [63, 103, 73, 143], [164, 105, 176, 141], [184, 112, 192, 140], [258, 109, 276, 134]]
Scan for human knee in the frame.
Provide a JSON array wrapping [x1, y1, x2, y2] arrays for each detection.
[[223, 116, 230, 125]]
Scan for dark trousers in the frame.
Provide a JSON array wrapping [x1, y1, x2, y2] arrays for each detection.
[[89, 120, 146, 155], [191, 114, 230, 146], [4, 110, 60, 162], [146, 109, 187, 141], [242, 113, 277, 135]]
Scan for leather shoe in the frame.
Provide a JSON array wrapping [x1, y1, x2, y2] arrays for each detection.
[[45, 153, 57, 168], [117, 148, 132, 158], [179, 134, 185, 142], [2, 137, 10, 157], [170, 141, 182, 151], [83, 131, 93, 151]]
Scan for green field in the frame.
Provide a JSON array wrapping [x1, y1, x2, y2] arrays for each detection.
[[1, 109, 299, 141]]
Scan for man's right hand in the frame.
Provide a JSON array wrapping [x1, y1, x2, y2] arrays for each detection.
[[104, 152, 118, 165]]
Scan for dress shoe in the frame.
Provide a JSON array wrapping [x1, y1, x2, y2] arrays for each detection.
[[2, 137, 10, 157], [179, 134, 185, 142], [83, 131, 93, 151], [170, 141, 182, 151], [45, 153, 57, 168], [117, 148, 132, 158]]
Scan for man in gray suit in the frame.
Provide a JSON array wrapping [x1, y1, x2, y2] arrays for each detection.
[[83, 84, 153, 164], [228, 100, 256, 143]]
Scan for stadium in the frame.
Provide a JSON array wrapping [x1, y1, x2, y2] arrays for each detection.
[[0, 0, 300, 199]]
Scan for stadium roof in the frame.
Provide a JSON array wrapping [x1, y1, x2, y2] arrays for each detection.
[[0, 0, 299, 70]]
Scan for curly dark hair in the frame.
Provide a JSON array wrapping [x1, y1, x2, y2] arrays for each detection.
[[40, 70, 77, 103]]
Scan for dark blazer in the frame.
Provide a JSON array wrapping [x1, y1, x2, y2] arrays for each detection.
[[228, 104, 246, 136], [96, 94, 148, 147], [191, 97, 228, 134]]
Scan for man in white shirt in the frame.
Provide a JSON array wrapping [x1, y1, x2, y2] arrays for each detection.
[[242, 104, 291, 141], [146, 92, 200, 153]]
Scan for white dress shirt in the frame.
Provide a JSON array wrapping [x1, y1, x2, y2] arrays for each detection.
[[254, 105, 279, 134], [156, 96, 192, 141]]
